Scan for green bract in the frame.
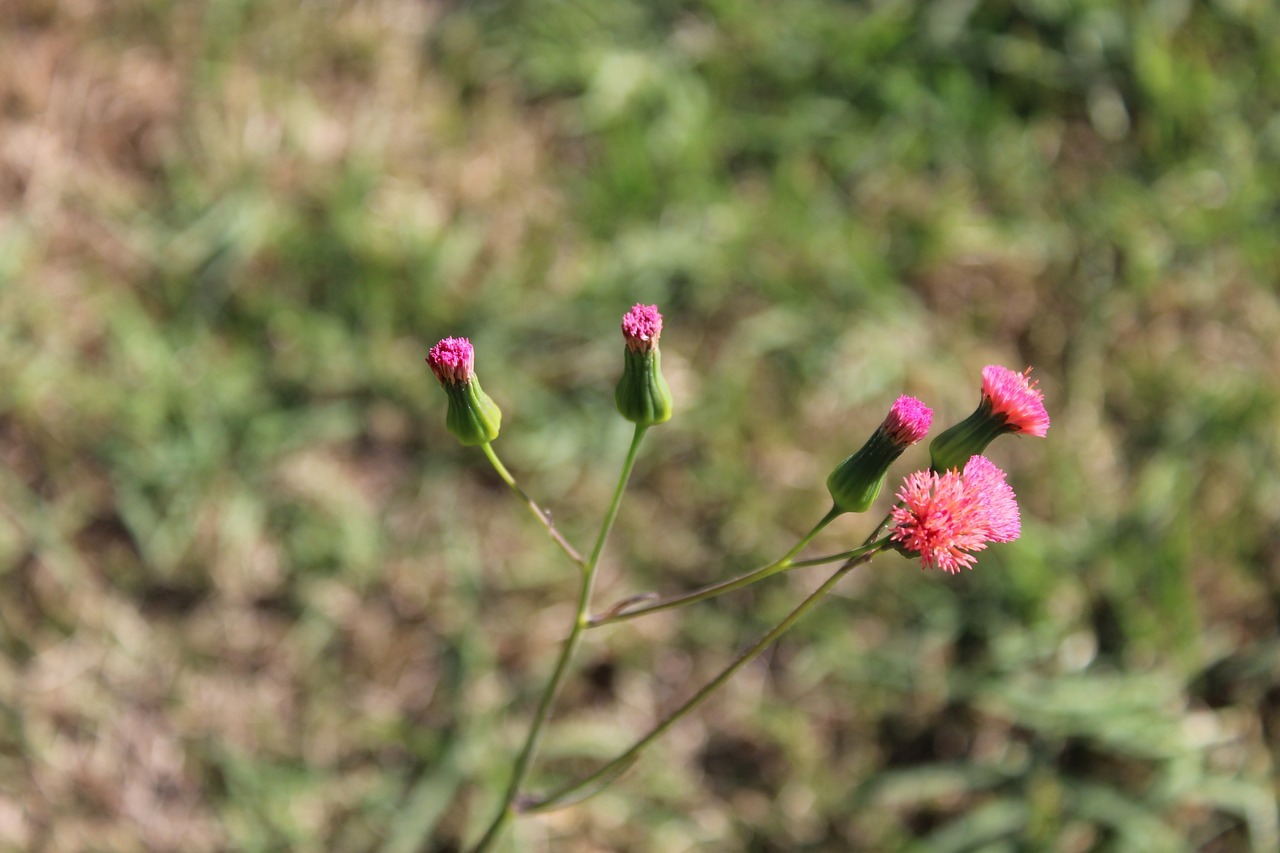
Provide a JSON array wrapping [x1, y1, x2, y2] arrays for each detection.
[[615, 347, 673, 427], [444, 377, 503, 445], [928, 399, 1008, 472], [827, 428, 901, 514]]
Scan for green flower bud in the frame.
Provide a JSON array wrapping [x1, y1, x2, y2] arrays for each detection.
[[443, 374, 502, 445], [827, 396, 933, 514], [614, 304, 673, 427], [428, 337, 502, 446]]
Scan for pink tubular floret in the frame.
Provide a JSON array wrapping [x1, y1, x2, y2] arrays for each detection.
[[890, 468, 987, 573], [890, 455, 1021, 573], [621, 304, 663, 351], [883, 395, 933, 446], [981, 365, 1050, 437], [962, 455, 1021, 543], [427, 336, 475, 385]]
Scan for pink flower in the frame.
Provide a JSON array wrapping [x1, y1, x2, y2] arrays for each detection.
[[960, 455, 1021, 543], [981, 365, 1049, 437], [427, 337, 475, 385], [621, 304, 663, 352], [883, 396, 933, 446], [890, 455, 1021, 573]]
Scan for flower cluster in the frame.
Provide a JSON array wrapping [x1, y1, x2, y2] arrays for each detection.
[[427, 314, 1048, 574], [427, 310, 1052, 843], [889, 454, 1021, 573]]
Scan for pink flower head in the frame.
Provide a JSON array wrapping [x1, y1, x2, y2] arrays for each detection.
[[882, 396, 933, 446], [890, 455, 1021, 573], [961, 455, 1021, 543], [981, 365, 1049, 437], [427, 337, 475, 385], [621, 304, 663, 352]]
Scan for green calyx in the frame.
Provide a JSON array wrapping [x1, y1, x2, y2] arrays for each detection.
[[443, 377, 502, 446], [826, 426, 907, 514], [615, 347, 673, 427], [928, 399, 1011, 472]]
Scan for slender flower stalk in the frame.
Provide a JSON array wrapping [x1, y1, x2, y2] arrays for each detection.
[[521, 540, 891, 814], [480, 442, 585, 568], [587, 508, 892, 627], [471, 425, 650, 853]]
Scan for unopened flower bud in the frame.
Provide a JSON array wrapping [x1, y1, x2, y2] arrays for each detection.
[[615, 304, 673, 427], [929, 366, 1049, 473], [827, 396, 933, 514], [427, 337, 502, 446]]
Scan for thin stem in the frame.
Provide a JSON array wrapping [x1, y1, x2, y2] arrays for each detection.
[[789, 543, 887, 569], [588, 508, 879, 628], [777, 504, 842, 564], [470, 425, 649, 853], [867, 504, 900, 543], [521, 539, 890, 814], [480, 442, 586, 569]]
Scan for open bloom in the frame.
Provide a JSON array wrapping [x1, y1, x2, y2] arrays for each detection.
[[827, 396, 933, 514], [929, 365, 1049, 472], [427, 337, 502, 445], [890, 455, 1021, 573], [981, 366, 1050, 437], [615, 304, 673, 426]]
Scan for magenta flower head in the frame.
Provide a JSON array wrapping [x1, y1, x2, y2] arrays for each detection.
[[615, 304, 673, 427], [427, 337, 502, 446], [889, 455, 1021, 573], [929, 365, 1049, 473], [826, 395, 933, 514]]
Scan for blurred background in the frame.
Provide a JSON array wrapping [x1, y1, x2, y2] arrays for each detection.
[[1, 0, 1278, 850]]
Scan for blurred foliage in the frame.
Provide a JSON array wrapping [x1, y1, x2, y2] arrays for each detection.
[[1, 0, 1278, 849]]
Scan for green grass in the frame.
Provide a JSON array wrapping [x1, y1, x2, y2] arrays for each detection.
[[1, 0, 1278, 849]]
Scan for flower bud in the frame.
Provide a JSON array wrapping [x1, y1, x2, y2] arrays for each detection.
[[826, 396, 933, 514], [614, 304, 673, 427], [929, 366, 1049, 473], [427, 337, 502, 446]]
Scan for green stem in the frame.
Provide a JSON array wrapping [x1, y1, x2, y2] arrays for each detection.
[[588, 506, 866, 627], [470, 425, 649, 853], [480, 442, 586, 569], [521, 540, 889, 814]]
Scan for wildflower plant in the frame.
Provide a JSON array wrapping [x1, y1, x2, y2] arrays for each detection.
[[429, 307, 1048, 851]]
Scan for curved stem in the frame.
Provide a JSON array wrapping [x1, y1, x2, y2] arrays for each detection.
[[521, 540, 889, 814], [470, 426, 649, 853], [588, 507, 875, 627], [480, 442, 586, 569]]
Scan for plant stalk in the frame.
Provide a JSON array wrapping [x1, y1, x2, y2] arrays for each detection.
[[520, 540, 888, 814], [481, 442, 586, 568], [470, 425, 648, 852], [588, 507, 882, 627]]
